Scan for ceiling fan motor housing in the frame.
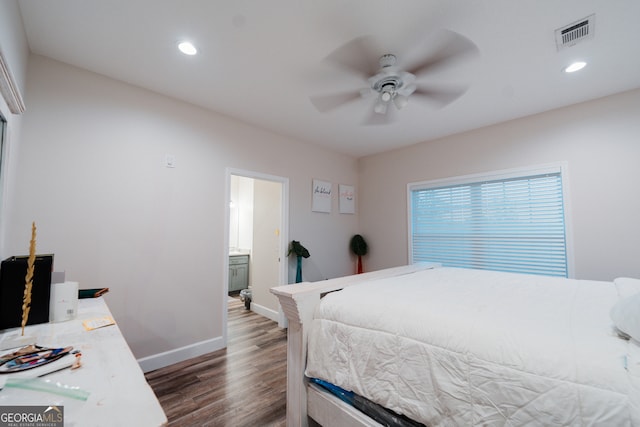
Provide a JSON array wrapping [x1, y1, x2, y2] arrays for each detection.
[[373, 76, 402, 96], [372, 54, 402, 98], [369, 59, 417, 112], [379, 53, 397, 68]]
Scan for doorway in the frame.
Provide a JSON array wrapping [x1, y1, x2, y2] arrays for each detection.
[[224, 168, 289, 344]]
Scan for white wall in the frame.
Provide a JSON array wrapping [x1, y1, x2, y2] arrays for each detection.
[[7, 55, 359, 367], [0, 0, 29, 258], [359, 89, 640, 281], [0, 0, 28, 101]]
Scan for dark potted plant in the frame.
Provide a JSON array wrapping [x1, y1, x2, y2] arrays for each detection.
[[350, 234, 368, 274], [287, 240, 310, 283]]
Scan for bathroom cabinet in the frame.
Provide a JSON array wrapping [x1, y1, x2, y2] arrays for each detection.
[[229, 254, 249, 293]]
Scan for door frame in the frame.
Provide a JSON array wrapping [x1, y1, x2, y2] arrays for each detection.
[[223, 167, 289, 345]]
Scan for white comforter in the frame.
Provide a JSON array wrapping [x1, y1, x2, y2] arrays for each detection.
[[305, 267, 640, 426]]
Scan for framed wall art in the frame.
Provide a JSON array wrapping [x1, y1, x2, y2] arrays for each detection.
[[312, 179, 332, 213], [339, 184, 355, 214]]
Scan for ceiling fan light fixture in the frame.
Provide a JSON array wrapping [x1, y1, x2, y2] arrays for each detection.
[[380, 91, 392, 102], [374, 99, 388, 114], [393, 94, 409, 109]]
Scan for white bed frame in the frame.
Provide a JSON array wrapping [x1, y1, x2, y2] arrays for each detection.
[[270, 263, 438, 427]]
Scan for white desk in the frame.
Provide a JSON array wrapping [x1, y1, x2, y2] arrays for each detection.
[[0, 297, 167, 426]]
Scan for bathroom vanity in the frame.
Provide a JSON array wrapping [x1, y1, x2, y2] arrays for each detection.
[[229, 253, 249, 293]]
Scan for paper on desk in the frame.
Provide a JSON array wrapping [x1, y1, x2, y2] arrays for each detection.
[[82, 316, 115, 331], [2, 354, 75, 378]]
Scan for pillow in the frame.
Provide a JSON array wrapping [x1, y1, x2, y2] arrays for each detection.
[[614, 277, 640, 298], [610, 291, 640, 341]]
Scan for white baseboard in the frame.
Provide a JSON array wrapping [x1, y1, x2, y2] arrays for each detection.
[[137, 336, 224, 373], [250, 302, 279, 323], [137, 304, 281, 373]]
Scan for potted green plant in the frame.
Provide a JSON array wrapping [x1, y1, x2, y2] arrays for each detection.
[[287, 240, 310, 283], [350, 234, 368, 274]]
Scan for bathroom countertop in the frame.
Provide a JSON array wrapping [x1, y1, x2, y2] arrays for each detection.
[[229, 250, 250, 256]]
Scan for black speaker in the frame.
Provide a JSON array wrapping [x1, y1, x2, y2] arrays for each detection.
[[0, 255, 54, 330]]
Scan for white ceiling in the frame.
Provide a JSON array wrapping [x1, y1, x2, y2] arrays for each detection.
[[17, 0, 640, 158]]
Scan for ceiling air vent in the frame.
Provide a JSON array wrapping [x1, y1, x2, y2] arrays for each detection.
[[555, 14, 595, 50]]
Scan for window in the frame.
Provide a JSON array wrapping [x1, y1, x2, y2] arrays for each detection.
[[408, 164, 571, 277]]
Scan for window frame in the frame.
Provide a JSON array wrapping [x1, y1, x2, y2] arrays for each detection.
[[407, 162, 575, 278]]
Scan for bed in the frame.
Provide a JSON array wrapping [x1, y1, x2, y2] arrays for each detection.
[[270, 263, 640, 426]]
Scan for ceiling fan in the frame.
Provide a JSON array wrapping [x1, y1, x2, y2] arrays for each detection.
[[309, 29, 479, 125]]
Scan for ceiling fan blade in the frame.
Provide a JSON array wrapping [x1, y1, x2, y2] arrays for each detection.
[[406, 29, 479, 78], [323, 35, 381, 80], [411, 83, 469, 108], [309, 90, 363, 112]]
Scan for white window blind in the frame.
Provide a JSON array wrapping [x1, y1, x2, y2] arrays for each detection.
[[410, 168, 569, 277]]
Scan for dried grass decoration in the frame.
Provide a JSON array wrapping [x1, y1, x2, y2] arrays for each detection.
[[21, 222, 37, 336]]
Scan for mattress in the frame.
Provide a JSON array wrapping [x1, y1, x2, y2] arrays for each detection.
[[305, 267, 640, 426]]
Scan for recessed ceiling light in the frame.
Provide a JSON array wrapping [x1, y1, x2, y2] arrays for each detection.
[[564, 61, 586, 73], [178, 42, 197, 56]]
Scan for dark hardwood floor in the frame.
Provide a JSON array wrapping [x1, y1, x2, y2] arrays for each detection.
[[146, 297, 287, 426]]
